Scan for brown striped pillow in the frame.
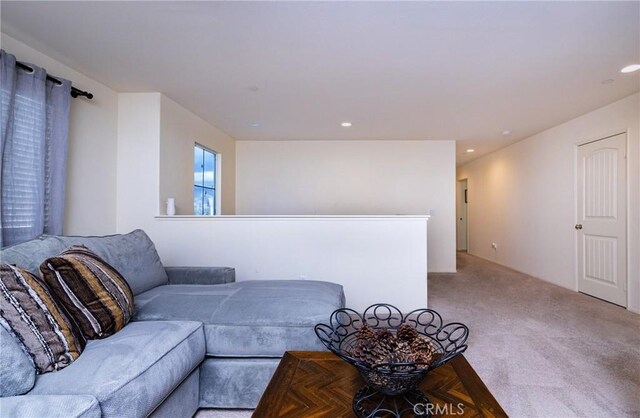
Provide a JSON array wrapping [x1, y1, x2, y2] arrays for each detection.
[[0, 264, 86, 373], [40, 245, 134, 339]]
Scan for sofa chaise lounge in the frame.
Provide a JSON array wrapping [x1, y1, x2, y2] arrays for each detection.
[[0, 230, 346, 417]]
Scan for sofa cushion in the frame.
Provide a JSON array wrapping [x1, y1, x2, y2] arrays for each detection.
[[134, 280, 346, 356], [29, 321, 205, 418], [0, 264, 85, 374], [149, 369, 199, 418], [199, 357, 280, 408], [53, 229, 168, 295], [41, 245, 134, 339], [0, 236, 65, 276], [0, 395, 101, 418], [0, 326, 35, 396]]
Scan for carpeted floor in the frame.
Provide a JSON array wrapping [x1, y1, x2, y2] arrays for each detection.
[[196, 252, 640, 417], [429, 252, 640, 418]]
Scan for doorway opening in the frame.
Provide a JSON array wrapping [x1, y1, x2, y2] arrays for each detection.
[[457, 179, 468, 252]]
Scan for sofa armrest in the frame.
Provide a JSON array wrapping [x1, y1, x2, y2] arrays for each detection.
[[164, 267, 235, 285]]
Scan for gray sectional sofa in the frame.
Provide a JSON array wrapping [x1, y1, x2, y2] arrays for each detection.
[[0, 230, 346, 417]]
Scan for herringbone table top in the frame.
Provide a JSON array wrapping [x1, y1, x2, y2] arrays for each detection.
[[253, 351, 507, 418]]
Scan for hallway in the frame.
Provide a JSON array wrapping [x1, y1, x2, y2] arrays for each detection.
[[429, 253, 640, 417]]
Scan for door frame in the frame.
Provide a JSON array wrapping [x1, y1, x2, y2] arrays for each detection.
[[457, 178, 469, 252], [574, 129, 629, 307]]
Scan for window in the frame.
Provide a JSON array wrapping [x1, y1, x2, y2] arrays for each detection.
[[193, 144, 218, 215], [1, 52, 71, 247]]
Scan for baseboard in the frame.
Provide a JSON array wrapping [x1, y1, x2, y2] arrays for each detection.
[[467, 252, 640, 313], [466, 252, 576, 292], [428, 268, 457, 274]]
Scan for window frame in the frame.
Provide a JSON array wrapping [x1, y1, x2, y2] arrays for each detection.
[[193, 143, 221, 216]]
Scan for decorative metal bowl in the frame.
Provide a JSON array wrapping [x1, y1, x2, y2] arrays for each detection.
[[314, 303, 469, 397]]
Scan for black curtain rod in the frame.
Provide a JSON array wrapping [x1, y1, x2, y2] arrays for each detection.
[[15, 61, 93, 100]]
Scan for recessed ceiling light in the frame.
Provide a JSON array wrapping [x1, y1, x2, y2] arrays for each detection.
[[621, 64, 640, 73], [466, 149, 475, 153], [249, 122, 261, 127], [502, 130, 510, 136], [341, 122, 352, 127], [601, 79, 615, 85]]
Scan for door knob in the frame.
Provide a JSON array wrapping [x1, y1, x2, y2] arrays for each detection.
[[575, 224, 583, 230]]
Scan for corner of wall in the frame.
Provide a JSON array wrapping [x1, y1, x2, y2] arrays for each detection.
[[156, 94, 237, 216], [116, 93, 162, 233]]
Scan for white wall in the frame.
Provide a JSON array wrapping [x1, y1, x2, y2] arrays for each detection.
[[117, 93, 237, 230], [160, 95, 236, 215], [151, 216, 429, 311], [236, 140, 456, 272], [458, 93, 640, 312], [117, 95, 430, 310], [116, 93, 162, 231], [1, 33, 119, 235]]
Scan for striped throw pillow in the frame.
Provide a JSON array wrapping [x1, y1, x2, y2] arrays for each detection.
[[0, 264, 86, 373], [40, 245, 135, 339]]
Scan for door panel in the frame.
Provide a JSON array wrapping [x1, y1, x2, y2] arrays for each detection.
[[577, 133, 627, 306], [585, 148, 617, 218], [584, 235, 617, 285]]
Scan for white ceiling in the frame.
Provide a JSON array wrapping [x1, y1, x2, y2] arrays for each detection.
[[2, 1, 638, 165]]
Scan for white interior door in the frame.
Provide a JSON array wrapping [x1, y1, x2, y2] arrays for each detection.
[[577, 133, 627, 307], [456, 179, 468, 251]]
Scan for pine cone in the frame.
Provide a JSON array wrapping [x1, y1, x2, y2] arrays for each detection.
[[375, 327, 394, 339], [396, 324, 419, 343], [396, 340, 412, 356], [349, 338, 380, 366], [411, 337, 436, 367], [359, 328, 393, 364], [356, 324, 376, 343], [380, 351, 414, 371], [375, 328, 398, 350]]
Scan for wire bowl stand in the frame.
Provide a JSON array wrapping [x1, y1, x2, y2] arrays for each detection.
[[315, 303, 469, 417]]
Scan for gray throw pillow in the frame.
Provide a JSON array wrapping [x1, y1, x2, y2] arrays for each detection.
[[0, 325, 36, 396]]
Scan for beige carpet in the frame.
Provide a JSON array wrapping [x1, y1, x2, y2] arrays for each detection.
[[429, 252, 640, 417], [197, 252, 640, 417]]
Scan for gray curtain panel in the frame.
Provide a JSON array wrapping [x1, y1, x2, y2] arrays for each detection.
[[0, 50, 71, 247]]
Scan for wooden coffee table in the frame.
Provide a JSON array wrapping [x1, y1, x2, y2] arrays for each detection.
[[254, 351, 507, 417]]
